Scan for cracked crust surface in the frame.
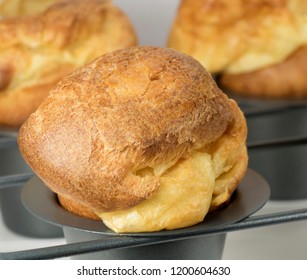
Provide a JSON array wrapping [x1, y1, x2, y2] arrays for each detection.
[[19, 47, 248, 232], [0, 0, 137, 127], [18, 46, 245, 216]]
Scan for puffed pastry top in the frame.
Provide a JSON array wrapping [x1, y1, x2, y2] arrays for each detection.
[[18, 46, 248, 233], [0, 0, 137, 127], [168, 0, 307, 75]]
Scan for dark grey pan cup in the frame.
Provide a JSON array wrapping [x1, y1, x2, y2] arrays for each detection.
[[248, 144, 307, 200], [21, 169, 270, 260], [226, 92, 307, 200], [0, 134, 63, 238], [63, 229, 226, 260], [246, 107, 307, 200]]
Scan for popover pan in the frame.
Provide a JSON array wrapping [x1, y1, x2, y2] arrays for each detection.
[[21, 168, 270, 259], [0, 135, 63, 238]]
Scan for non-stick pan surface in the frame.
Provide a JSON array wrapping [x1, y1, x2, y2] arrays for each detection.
[[21, 168, 270, 238]]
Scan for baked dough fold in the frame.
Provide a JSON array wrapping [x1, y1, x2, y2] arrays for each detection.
[[18, 46, 247, 232]]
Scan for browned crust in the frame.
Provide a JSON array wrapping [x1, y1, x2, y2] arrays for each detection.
[[59, 102, 248, 222], [58, 99, 248, 223], [219, 45, 307, 98], [0, 0, 137, 127], [18, 46, 238, 213], [58, 194, 100, 220], [207, 99, 248, 212]]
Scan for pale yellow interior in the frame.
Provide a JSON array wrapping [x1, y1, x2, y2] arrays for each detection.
[[96, 132, 247, 233]]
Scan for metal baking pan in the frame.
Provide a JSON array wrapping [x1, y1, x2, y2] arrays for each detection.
[[248, 138, 307, 200], [0, 126, 19, 138], [245, 107, 307, 200], [20, 169, 270, 259], [223, 89, 307, 115], [0, 135, 63, 238], [223, 91, 307, 200]]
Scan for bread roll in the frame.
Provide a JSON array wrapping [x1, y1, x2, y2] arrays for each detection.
[[0, 0, 137, 127], [18, 46, 248, 233], [168, 0, 307, 98]]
